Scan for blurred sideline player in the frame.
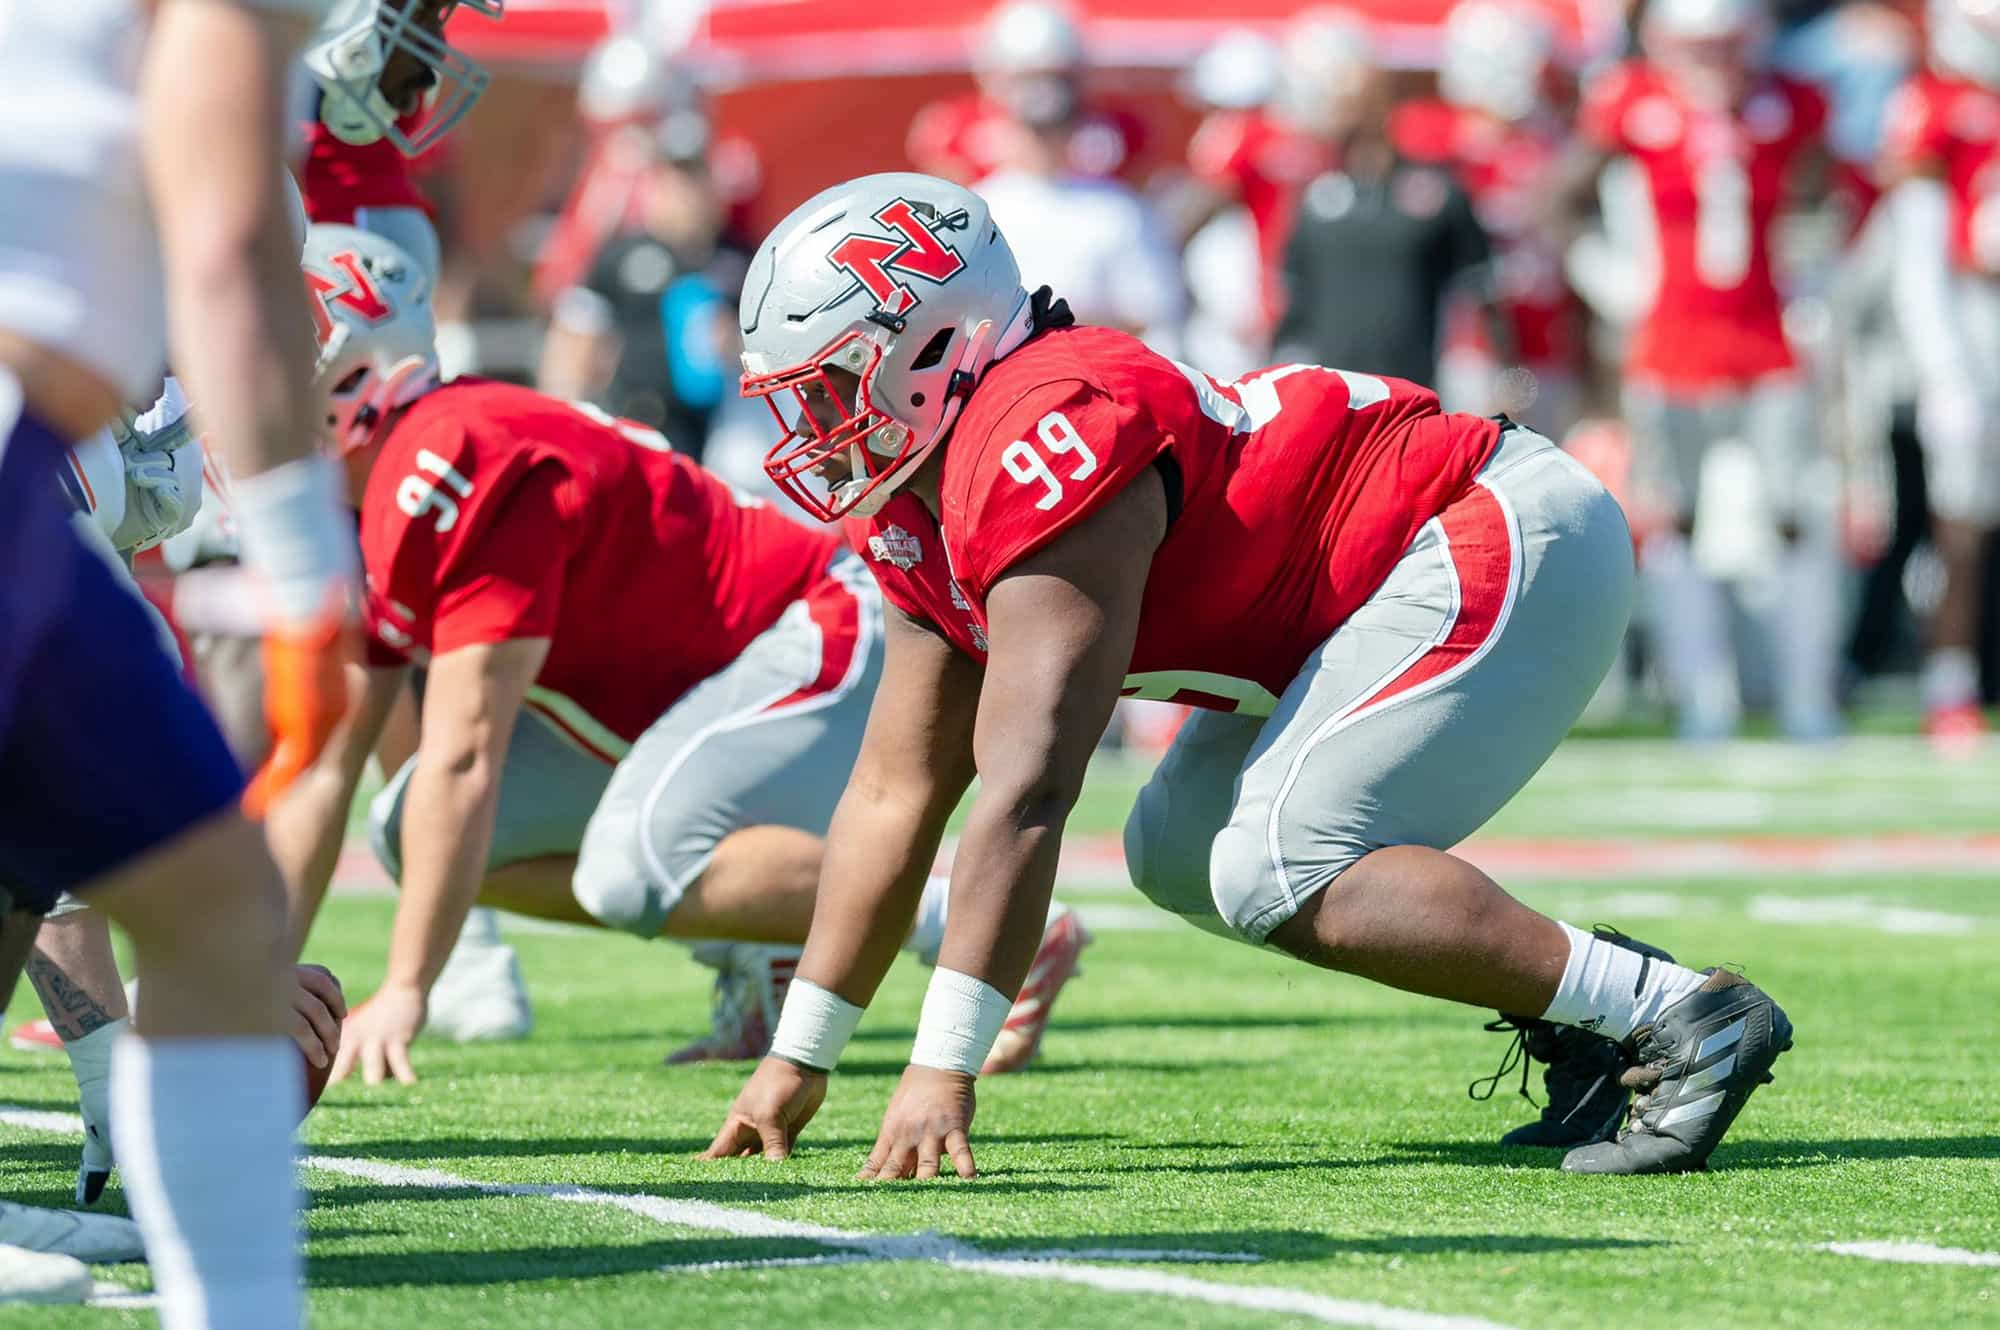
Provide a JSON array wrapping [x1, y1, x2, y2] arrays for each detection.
[[1395, 1, 1584, 438], [0, 0, 359, 1319], [271, 226, 1085, 1085], [704, 172, 1793, 1180], [1179, 10, 1354, 336], [908, 1, 1145, 187], [1554, 0, 1843, 741], [1879, 0, 2000, 746]]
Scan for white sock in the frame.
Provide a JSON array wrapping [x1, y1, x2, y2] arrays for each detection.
[[1540, 922, 1707, 1043], [110, 1037, 302, 1330], [1642, 533, 1739, 739], [905, 875, 952, 966], [1924, 646, 1980, 710], [455, 905, 504, 950]]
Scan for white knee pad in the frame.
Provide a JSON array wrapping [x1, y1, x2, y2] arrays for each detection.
[[367, 758, 415, 881]]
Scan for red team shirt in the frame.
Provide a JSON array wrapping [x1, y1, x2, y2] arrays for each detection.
[[360, 380, 842, 757], [849, 327, 1500, 713], [907, 93, 1145, 185], [1579, 60, 1826, 391], [299, 116, 433, 223], [1882, 69, 2000, 274], [1186, 107, 1334, 328], [1392, 99, 1578, 368]]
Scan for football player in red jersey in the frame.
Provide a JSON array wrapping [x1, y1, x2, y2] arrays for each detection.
[[1879, 0, 2000, 746], [702, 172, 1795, 1178], [1554, 0, 1843, 742], [270, 225, 1084, 1085], [1180, 11, 1359, 334], [299, 0, 504, 288], [1394, 1, 1581, 437], [907, 1, 1145, 187]]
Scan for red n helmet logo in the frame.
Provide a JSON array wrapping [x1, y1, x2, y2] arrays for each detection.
[[304, 250, 392, 344], [825, 199, 968, 320]]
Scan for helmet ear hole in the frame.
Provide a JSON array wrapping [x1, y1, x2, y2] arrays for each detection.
[[908, 327, 955, 372], [910, 391, 927, 407]]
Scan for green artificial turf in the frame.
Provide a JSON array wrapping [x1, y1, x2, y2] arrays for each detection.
[[4, 736, 1998, 1328]]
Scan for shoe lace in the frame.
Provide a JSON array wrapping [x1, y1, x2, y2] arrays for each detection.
[[1468, 1017, 1539, 1109]]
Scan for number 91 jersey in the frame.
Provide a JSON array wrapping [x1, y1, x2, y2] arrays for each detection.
[[360, 378, 841, 753], [849, 326, 1500, 715]]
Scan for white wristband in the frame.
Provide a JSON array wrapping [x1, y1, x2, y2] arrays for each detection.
[[910, 967, 1010, 1077], [768, 978, 865, 1073], [230, 454, 357, 625]]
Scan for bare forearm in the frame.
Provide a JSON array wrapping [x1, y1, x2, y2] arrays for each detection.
[[799, 780, 960, 1007], [142, 6, 318, 481], [25, 914, 129, 1041], [266, 763, 362, 959], [387, 758, 503, 991], [935, 790, 1069, 996]]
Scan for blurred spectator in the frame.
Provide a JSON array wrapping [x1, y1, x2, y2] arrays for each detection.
[[1554, 0, 1842, 741], [976, 165, 1187, 352], [534, 35, 762, 309], [1879, 0, 2000, 745], [1178, 29, 1283, 377], [908, 1, 1145, 185], [1395, 1, 1583, 435], [537, 111, 749, 458], [1180, 11, 1354, 333], [1270, 19, 1508, 390]]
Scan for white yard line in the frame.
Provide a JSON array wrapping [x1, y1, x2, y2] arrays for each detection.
[[1823, 1241, 2000, 1268], [0, 1105, 1528, 1330]]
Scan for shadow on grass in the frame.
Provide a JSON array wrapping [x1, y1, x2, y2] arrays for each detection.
[[305, 1227, 1341, 1290], [316, 1131, 1122, 1162]]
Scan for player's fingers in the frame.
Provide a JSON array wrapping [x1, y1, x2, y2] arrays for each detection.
[[914, 1135, 942, 1181], [328, 1032, 358, 1086], [361, 1038, 387, 1087], [290, 1008, 330, 1068], [858, 1133, 892, 1181], [702, 1117, 751, 1160], [387, 1039, 418, 1086], [299, 965, 347, 1019], [757, 1118, 792, 1162], [945, 1128, 977, 1180], [293, 993, 339, 1066]]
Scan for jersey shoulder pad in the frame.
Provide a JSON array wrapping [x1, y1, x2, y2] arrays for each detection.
[[944, 353, 1163, 597]]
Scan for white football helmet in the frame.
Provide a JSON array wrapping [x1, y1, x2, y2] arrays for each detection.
[[1440, 1, 1553, 123], [976, 2, 1085, 76], [1272, 10, 1375, 134], [739, 173, 1030, 522], [578, 32, 701, 126], [1931, 0, 2000, 87], [302, 224, 439, 456], [1642, 0, 1770, 107], [303, 0, 504, 157]]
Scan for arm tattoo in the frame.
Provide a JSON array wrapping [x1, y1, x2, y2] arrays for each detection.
[[24, 953, 117, 1041]]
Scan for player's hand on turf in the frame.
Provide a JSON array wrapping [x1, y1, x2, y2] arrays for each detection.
[[243, 609, 355, 818], [860, 1065, 977, 1181], [291, 963, 347, 1071], [702, 1056, 828, 1161], [331, 981, 425, 1087]]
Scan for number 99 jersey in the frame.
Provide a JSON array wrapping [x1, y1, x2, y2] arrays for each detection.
[[848, 325, 1501, 715]]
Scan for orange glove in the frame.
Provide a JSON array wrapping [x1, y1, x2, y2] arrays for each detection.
[[242, 610, 355, 818]]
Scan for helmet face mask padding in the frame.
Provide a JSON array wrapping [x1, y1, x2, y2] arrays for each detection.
[[303, 0, 503, 158], [738, 173, 1031, 522]]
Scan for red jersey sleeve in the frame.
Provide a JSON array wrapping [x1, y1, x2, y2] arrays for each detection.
[[1578, 63, 1643, 154], [430, 463, 570, 655], [299, 117, 431, 222], [950, 379, 1167, 599], [1187, 110, 1255, 191], [1784, 78, 1830, 154], [1882, 77, 1952, 171], [908, 96, 983, 181]]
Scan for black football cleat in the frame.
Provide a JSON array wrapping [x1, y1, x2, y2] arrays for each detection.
[[1474, 927, 1678, 1150], [1562, 968, 1793, 1175]]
